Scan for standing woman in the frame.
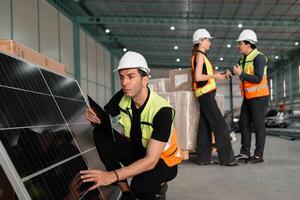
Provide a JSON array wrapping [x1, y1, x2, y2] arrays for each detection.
[[191, 29, 237, 166]]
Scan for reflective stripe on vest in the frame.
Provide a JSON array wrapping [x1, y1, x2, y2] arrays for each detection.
[[118, 89, 182, 167], [191, 53, 217, 97], [239, 49, 270, 99]]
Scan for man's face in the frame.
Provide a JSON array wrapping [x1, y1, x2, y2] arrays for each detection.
[[237, 41, 249, 54], [119, 68, 148, 98]]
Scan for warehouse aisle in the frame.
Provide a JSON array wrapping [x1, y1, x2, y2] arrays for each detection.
[[168, 135, 300, 200]]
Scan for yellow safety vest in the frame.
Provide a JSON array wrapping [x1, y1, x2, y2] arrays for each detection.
[[118, 89, 182, 167], [191, 53, 217, 97], [238, 49, 269, 99]]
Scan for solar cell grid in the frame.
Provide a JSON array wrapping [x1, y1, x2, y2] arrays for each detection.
[[0, 52, 108, 199], [41, 69, 85, 101], [0, 87, 65, 128], [0, 54, 50, 94], [0, 125, 79, 178]]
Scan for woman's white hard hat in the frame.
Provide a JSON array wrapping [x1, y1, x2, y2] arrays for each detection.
[[192, 29, 213, 44]]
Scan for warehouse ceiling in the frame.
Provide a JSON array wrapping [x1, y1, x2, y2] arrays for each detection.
[[48, 0, 300, 69]]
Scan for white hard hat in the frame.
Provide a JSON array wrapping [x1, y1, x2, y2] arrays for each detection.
[[236, 29, 257, 44], [192, 29, 213, 44], [115, 51, 150, 74]]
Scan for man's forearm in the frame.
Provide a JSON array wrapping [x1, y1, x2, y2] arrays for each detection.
[[115, 156, 158, 181]]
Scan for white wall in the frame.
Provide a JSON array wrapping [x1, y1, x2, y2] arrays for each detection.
[[0, 0, 11, 39], [13, 0, 38, 50], [39, 0, 59, 61], [0, 0, 118, 104], [59, 14, 74, 75]]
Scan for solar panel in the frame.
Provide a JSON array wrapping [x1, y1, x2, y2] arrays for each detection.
[[0, 52, 118, 199]]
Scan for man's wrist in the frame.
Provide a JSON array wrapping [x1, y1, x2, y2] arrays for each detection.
[[112, 170, 119, 182]]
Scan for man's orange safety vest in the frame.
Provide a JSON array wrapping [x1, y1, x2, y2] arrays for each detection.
[[238, 49, 269, 99]]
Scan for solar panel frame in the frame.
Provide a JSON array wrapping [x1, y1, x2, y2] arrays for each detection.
[[0, 51, 110, 200]]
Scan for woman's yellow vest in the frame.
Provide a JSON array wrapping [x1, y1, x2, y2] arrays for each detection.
[[191, 53, 217, 97], [238, 49, 269, 99], [118, 90, 182, 167]]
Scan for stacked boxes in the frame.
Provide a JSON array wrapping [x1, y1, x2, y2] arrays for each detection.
[[169, 68, 193, 91], [170, 91, 199, 152], [0, 39, 65, 74], [143, 69, 226, 152], [148, 78, 170, 92], [215, 93, 225, 116]]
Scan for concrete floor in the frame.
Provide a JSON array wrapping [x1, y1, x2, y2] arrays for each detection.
[[168, 134, 300, 200]]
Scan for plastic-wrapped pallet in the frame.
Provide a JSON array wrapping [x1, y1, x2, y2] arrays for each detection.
[[215, 93, 225, 116], [169, 92, 225, 152], [170, 91, 199, 151], [148, 78, 170, 92], [157, 91, 171, 103]]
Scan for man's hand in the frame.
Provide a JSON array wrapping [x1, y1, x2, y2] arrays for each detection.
[[64, 173, 85, 200], [233, 64, 242, 76], [80, 169, 118, 190], [85, 107, 101, 124], [225, 70, 232, 79]]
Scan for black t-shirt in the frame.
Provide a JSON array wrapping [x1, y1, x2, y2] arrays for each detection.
[[193, 51, 209, 87], [104, 89, 173, 145]]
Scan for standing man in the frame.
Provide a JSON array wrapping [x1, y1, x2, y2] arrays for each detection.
[[81, 51, 182, 200], [232, 29, 270, 164]]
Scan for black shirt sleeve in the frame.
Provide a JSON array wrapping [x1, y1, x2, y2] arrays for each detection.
[[240, 54, 266, 83], [151, 107, 173, 142], [104, 89, 124, 117]]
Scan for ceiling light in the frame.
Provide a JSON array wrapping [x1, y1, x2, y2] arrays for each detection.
[[275, 56, 279, 59], [105, 29, 110, 33], [295, 42, 299, 46], [170, 26, 175, 30], [174, 46, 179, 50], [215, 66, 219, 70], [176, 58, 180, 62], [238, 24, 243, 28], [123, 48, 127, 52], [227, 44, 231, 48], [220, 57, 224, 61]]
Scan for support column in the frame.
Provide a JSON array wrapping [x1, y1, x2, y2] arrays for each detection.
[[273, 70, 278, 107], [288, 64, 293, 110], [73, 21, 81, 84], [110, 54, 116, 94]]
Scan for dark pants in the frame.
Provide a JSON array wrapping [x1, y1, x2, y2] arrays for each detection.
[[239, 95, 269, 157], [196, 92, 235, 165], [93, 125, 177, 199]]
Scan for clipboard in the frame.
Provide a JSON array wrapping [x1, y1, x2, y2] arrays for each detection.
[[87, 95, 115, 140]]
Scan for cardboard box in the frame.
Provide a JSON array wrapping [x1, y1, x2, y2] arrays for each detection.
[[170, 91, 225, 152], [148, 78, 170, 92], [170, 91, 199, 151], [0, 39, 65, 74], [169, 68, 193, 91], [157, 91, 171, 103], [215, 93, 225, 115]]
